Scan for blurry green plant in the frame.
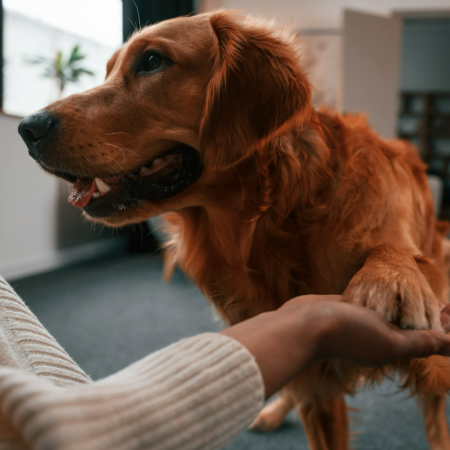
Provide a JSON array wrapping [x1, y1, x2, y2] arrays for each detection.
[[27, 45, 94, 98]]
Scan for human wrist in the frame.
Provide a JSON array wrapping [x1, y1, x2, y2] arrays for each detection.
[[301, 301, 345, 363], [276, 299, 339, 364], [220, 304, 324, 398]]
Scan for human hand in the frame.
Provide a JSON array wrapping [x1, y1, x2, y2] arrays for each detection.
[[221, 295, 450, 398], [281, 295, 450, 368]]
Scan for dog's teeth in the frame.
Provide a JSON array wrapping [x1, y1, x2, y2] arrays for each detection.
[[95, 178, 110, 193], [138, 157, 164, 175], [92, 192, 100, 198]]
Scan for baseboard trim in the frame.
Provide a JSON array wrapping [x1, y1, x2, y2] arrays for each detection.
[[1, 237, 128, 281]]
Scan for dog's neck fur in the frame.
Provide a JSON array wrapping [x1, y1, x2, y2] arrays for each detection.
[[163, 115, 339, 323]]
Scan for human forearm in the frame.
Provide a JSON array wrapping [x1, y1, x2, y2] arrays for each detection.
[[0, 277, 264, 450], [0, 333, 264, 450]]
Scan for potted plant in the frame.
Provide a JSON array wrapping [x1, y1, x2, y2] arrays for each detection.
[[27, 45, 94, 99]]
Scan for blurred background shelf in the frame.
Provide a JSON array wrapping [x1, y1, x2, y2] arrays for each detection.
[[398, 92, 450, 218]]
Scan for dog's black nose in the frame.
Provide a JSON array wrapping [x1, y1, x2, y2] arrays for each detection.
[[18, 111, 57, 157]]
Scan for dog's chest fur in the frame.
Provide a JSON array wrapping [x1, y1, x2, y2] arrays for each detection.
[[163, 202, 362, 324]]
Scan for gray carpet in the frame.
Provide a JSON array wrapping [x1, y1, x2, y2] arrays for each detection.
[[9, 253, 449, 449]]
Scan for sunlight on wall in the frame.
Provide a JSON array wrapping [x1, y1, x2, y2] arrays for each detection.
[[3, 0, 122, 47], [2, 0, 122, 117]]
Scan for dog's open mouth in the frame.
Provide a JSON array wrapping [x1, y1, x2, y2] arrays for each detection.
[[41, 144, 202, 218], [69, 153, 184, 207]]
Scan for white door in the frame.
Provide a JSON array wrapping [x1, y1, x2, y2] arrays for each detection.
[[342, 9, 402, 139]]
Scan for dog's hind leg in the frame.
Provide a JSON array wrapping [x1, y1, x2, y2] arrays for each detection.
[[249, 388, 294, 432], [420, 392, 450, 450], [297, 394, 349, 450], [409, 356, 450, 449]]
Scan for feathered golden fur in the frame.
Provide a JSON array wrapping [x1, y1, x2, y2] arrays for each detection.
[[26, 11, 450, 449]]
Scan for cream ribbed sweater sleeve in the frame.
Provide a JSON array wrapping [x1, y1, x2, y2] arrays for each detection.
[[0, 277, 91, 386], [0, 276, 91, 450], [0, 277, 265, 450]]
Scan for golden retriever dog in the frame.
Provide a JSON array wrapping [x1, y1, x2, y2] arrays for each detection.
[[18, 11, 450, 449]]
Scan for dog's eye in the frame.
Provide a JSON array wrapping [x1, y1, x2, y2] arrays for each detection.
[[142, 52, 165, 72]]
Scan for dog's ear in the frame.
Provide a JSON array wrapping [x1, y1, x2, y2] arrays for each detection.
[[199, 11, 313, 167]]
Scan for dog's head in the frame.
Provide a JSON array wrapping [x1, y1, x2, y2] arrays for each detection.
[[18, 11, 312, 226]]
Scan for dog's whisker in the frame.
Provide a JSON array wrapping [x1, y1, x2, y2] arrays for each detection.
[[103, 132, 130, 136], [100, 143, 127, 163], [99, 223, 107, 236], [139, 222, 145, 246], [102, 142, 138, 159], [128, 17, 139, 34], [131, 0, 142, 30], [102, 154, 125, 171], [82, 156, 97, 179]]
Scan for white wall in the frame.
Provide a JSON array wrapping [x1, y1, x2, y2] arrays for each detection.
[[200, 0, 450, 28], [0, 10, 126, 280], [0, 114, 126, 280], [0, 114, 59, 276], [342, 11, 402, 138]]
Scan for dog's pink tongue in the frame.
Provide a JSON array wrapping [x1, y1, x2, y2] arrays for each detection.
[[68, 179, 96, 207]]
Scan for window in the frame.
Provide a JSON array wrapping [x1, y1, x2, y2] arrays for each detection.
[[3, 0, 122, 117]]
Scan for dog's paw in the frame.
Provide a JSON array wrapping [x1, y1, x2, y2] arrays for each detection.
[[343, 265, 441, 330], [249, 409, 285, 432], [249, 396, 292, 432]]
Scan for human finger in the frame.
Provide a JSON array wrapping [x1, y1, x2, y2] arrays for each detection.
[[392, 328, 450, 361]]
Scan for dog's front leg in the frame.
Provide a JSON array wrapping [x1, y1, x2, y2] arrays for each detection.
[[297, 393, 349, 450], [343, 245, 441, 330], [421, 390, 450, 450], [249, 388, 294, 432]]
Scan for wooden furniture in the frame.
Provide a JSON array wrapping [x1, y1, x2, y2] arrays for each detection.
[[398, 92, 450, 176], [398, 92, 450, 217]]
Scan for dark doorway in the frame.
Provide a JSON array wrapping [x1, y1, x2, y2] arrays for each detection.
[[123, 0, 194, 42]]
